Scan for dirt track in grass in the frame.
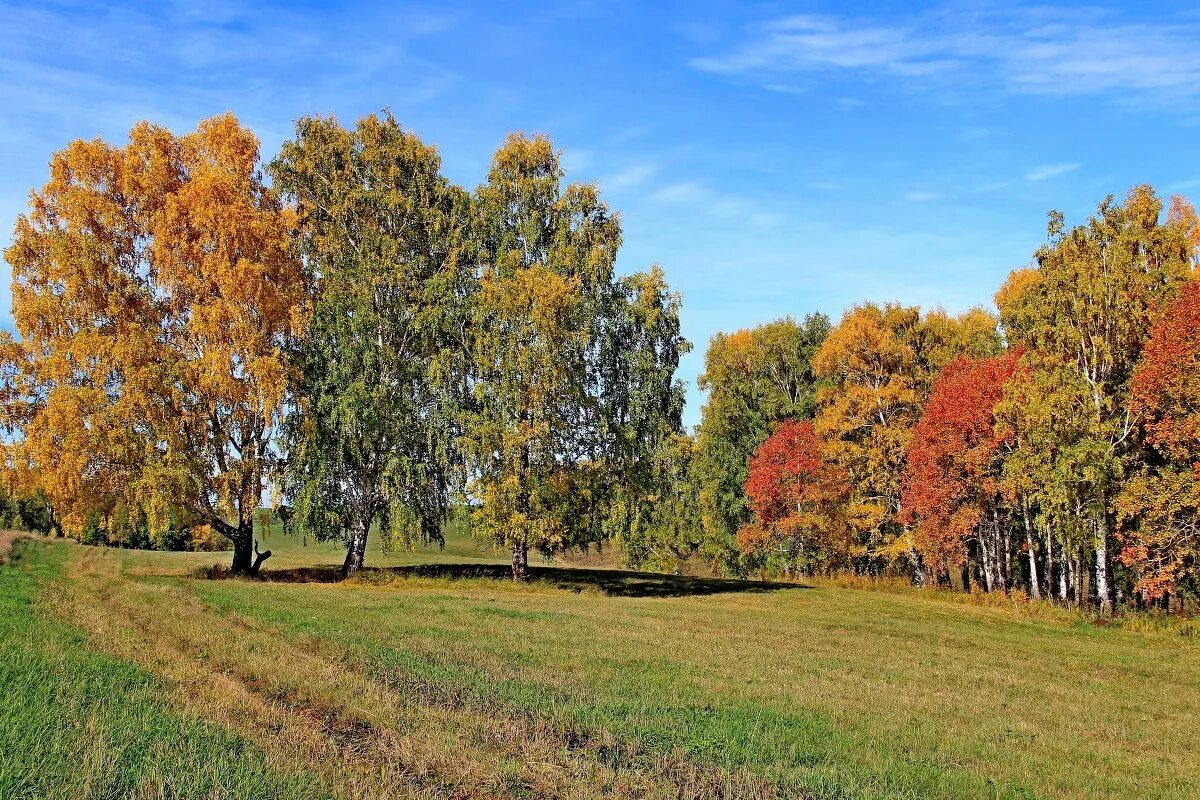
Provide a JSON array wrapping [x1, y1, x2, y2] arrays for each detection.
[[48, 541, 783, 800]]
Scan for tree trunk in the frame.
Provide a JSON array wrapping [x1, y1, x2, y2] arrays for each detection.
[[343, 516, 370, 578], [1023, 503, 1041, 600], [252, 540, 272, 574], [995, 509, 1010, 592], [1068, 549, 1080, 605], [978, 527, 995, 593], [511, 538, 529, 581], [1055, 524, 1068, 601], [1043, 519, 1055, 601], [1078, 550, 1089, 607], [231, 532, 254, 574], [910, 546, 927, 587], [222, 517, 270, 577], [1095, 509, 1113, 613]]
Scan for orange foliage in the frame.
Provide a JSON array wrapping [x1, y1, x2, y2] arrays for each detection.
[[1119, 280, 1200, 598], [900, 351, 1022, 570], [737, 420, 851, 566], [3, 114, 305, 568], [1131, 280, 1200, 462]]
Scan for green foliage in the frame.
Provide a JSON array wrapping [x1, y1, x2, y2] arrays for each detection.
[[997, 186, 1194, 609], [0, 488, 53, 534], [693, 315, 832, 574], [79, 512, 105, 547], [272, 112, 472, 576], [465, 134, 688, 577], [610, 434, 704, 573]]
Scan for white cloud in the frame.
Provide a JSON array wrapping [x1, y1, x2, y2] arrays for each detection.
[[692, 8, 1200, 109], [1026, 162, 1080, 181], [650, 181, 784, 227], [692, 15, 951, 78], [604, 162, 659, 190]]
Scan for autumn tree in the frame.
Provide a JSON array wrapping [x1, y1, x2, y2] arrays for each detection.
[[901, 351, 1022, 590], [812, 303, 999, 578], [997, 187, 1194, 611], [271, 113, 471, 577], [693, 315, 831, 572], [466, 134, 687, 580], [3, 114, 306, 574], [1117, 279, 1200, 602], [738, 419, 851, 576]]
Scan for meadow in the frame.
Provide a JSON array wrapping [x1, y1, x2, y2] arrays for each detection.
[[2, 529, 1198, 800]]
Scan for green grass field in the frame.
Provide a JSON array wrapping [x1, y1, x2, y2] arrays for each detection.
[[2, 530, 1198, 799]]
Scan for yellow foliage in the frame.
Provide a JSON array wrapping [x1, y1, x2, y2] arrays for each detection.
[[3, 113, 306, 547], [812, 302, 999, 562]]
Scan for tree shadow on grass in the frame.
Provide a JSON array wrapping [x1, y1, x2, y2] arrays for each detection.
[[258, 562, 807, 598]]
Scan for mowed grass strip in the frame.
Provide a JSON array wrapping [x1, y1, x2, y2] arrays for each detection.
[[0, 538, 328, 800], [181, 533, 1200, 800], [41, 539, 784, 799], [21, 531, 1200, 799]]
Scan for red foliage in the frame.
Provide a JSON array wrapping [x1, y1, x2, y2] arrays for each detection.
[[1131, 280, 1200, 463], [737, 420, 849, 559], [1119, 281, 1200, 598], [900, 351, 1022, 569], [743, 420, 824, 524]]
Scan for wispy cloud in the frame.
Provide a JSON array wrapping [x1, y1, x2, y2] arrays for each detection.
[[0, 2, 461, 146], [905, 191, 944, 203], [692, 8, 1200, 109], [649, 181, 783, 227], [692, 15, 949, 78], [605, 162, 659, 190], [1169, 178, 1200, 191], [1026, 162, 1080, 181]]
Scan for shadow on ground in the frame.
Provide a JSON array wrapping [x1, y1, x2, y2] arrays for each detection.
[[258, 562, 806, 598]]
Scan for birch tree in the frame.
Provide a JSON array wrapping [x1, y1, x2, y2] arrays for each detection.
[[466, 133, 686, 580], [693, 315, 831, 573], [997, 187, 1193, 610], [272, 113, 472, 577], [3, 114, 306, 574]]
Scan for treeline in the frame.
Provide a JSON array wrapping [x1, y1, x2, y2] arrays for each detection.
[[0, 112, 686, 579], [5, 113, 1198, 609], [676, 188, 1200, 611]]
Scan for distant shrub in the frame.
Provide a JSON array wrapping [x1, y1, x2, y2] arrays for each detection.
[[79, 512, 106, 546], [192, 563, 232, 580]]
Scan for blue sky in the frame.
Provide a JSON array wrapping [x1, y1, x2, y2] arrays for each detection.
[[3, 1, 1200, 427]]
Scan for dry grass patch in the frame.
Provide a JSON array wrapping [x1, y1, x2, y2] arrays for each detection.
[[0, 529, 31, 562], [51, 543, 785, 800]]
